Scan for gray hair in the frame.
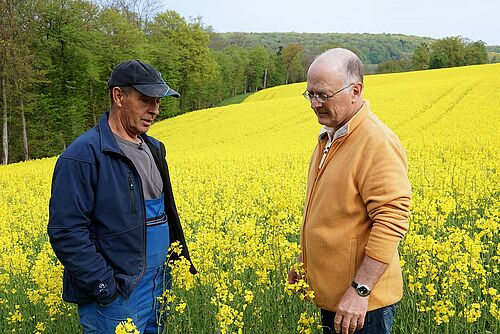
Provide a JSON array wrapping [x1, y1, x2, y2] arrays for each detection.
[[109, 85, 134, 106], [315, 48, 364, 86]]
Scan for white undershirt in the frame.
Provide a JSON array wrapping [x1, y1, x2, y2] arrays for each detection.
[[318, 123, 349, 169]]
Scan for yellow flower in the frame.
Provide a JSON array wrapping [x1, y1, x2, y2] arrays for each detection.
[[35, 322, 46, 332], [297, 312, 316, 334], [425, 283, 437, 298], [244, 290, 254, 304], [115, 318, 139, 334], [463, 303, 482, 323], [175, 302, 187, 314], [490, 302, 500, 320]]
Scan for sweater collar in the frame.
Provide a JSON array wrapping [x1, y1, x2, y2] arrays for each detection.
[[344, 100, 369, 137]]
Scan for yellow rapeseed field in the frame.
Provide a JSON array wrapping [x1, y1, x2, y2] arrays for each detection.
[[0, 64, 499, 333]]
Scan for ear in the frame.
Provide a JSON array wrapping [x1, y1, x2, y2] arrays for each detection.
[[352, 82, 363, 101], [112, 87, 125, 107]]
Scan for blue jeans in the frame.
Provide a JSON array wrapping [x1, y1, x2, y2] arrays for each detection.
[[321, 304, 397, 334]]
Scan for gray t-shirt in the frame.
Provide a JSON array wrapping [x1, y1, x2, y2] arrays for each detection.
[[114, 134, 163, 200]]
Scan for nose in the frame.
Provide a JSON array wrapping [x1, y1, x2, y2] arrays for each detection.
[[149, 99, 160, 115], [310, 98, 322, 109]]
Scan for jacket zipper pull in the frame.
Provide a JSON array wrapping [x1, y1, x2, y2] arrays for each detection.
[[128, 174, 134, 190]]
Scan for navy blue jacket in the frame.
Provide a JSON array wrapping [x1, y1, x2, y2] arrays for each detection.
[[48, 111, 196, 305]]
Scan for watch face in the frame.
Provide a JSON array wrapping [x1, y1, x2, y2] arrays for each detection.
[[357, 285, 370, 296]]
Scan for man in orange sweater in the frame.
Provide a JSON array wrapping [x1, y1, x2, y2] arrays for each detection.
[[288, 48, 411, 334]]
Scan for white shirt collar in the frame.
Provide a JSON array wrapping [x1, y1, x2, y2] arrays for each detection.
[[318, 122, 349, 142]]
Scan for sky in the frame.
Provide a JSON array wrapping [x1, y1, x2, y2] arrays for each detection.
[[165, 0, 500, 45]]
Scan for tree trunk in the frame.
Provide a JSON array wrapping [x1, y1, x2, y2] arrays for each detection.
[[2, 77, 8, 164], [15, 80, 28, 160], [263, 68, 268, 89], [20, 97, 28, 161]]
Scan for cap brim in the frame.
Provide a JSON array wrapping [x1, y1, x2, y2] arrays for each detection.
[[133, 84, 180, 98]]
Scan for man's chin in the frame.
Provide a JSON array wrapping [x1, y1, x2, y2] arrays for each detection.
[[316, 116, 332, 127]]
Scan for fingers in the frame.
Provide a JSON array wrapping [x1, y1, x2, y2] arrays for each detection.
[[341, 319, 356, 334], [333, 313, 342, 333], [356, 316, 364, 331], [349, 320, 357, 333], [333, 314, 364, 334], [333, 289, 368, 333], [287, 269, 299, 284]]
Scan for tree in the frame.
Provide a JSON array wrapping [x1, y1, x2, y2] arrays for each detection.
[[29, 0, 102, 155], [100, 0, 162, 30], [281, 43, 305, 84], [0, 0, 40, 163], [148, 11, 217, 112], [377, 58, 412, 74], [246, 46, 271, 91], [367, 42, 387, 64], [266, 53, 286, 87], [430, 37, 466, 69], [223, 47, 249, 96], [412, 43, 431, 70], [464, 41, 488, 65], [428, 37, 488, 69], [1, 76, 6, 164], [209, 50, 232, 101]]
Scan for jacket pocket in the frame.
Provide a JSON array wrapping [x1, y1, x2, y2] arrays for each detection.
[[95, 224, 144, 277]]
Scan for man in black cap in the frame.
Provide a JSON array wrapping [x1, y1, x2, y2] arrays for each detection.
[[48, 60, 196, 333]]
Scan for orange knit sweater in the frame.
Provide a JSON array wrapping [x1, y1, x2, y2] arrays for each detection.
[[300, 101, 411, 312]]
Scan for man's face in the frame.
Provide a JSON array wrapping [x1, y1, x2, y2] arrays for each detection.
[[118, 88, 160, 136], [306, 65, 353, 130]]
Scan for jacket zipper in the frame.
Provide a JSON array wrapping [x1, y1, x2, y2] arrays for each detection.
[[104, 138, 149, 299], [301, 138, 325, 265], [302, 136, 346, 264], [128, 172, 136, 215], [121, 151, 147, 297]]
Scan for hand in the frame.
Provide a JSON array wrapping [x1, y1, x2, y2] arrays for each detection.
[[287, 253, 303, 284], [333, 287, 368, 334], [287, 266, 300, 284]]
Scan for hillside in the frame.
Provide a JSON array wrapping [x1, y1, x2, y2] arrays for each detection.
[[211, 32, 436, 65]]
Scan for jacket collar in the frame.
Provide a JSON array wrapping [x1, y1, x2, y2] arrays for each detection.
[[97, 111, 156, 153]]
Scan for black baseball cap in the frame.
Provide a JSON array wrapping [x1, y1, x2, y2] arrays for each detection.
[[108, 60, 180, 98]]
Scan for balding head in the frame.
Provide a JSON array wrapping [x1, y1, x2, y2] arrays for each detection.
[[305, 48, 365, 130], [309, 48, 364, 86]]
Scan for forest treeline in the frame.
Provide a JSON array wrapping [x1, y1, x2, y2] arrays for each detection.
[[0, 0, 495, 163], [377, 37, 491, 73]]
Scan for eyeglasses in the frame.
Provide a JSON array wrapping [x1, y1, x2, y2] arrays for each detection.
[[303, 83, 355, 104]]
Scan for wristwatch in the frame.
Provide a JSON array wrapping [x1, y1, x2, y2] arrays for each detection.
[[351, 281, 371, 297]]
